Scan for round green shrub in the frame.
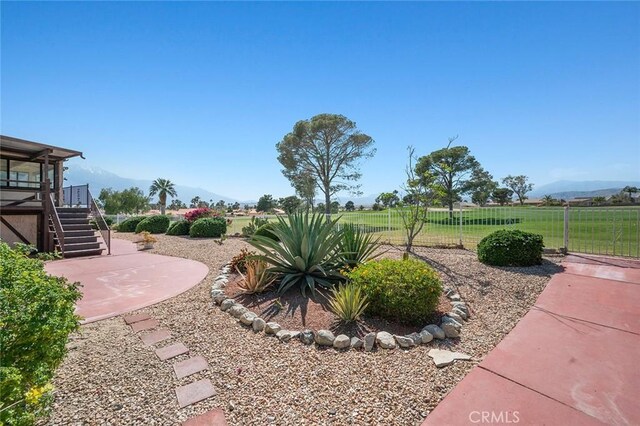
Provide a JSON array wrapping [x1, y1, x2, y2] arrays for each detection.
[[345, 258, 442, 325], [135, 215, 170, 234], [477, 229, 544, 266], [166, 220, 191, 236], [253, 222, 280, 242], [0, 242, 81, 424], [189, 217, 227, 238], [117, 216, 145, 232]]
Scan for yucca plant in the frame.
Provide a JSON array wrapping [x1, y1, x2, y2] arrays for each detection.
[[339, 223, 383, 269], [238, 259, 276, 294], [328, 282, 369, 322], [249, 212, 345, 296]]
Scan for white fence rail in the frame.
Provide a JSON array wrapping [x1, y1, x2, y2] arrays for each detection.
[[225, 206, 640, 258]]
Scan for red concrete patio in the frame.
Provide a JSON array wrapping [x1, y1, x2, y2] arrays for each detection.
[[45, 238, 209, 323], [423, 254, 640, 426]]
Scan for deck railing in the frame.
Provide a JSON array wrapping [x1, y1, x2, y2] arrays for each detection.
[[88, 189, 111, 255]]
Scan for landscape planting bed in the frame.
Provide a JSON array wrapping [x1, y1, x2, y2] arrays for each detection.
[[47, 234, 562, 425]]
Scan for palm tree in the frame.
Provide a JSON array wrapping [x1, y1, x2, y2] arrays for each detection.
[[149, 178, 177, 215], [622, 186, 638, 203]]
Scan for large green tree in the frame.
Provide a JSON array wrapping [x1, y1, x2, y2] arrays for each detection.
[[98, 187, 150, 214], [415, 137, 483, 217], [491, 188, 513, 206], [279, 195, 302, 214], [276, 113, 375, 218], [149, 178, 177, 215], [257, 194, 275, 212], [502, 175, 533, 205], [470, 169, 497, 207], [376, 190, 400, 209]]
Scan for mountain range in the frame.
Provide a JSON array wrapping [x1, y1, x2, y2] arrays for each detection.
[[66, 162, 640, 206]]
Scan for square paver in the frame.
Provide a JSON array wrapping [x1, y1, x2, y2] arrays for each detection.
[[131, 318, 159, 332], [140, 329, 172, 346], [123, 313, 152, 324], [173, 356, 209, 379], [182, 409, 227, 426], [156, 342, 189, 360], [175, 379, 215, 408]]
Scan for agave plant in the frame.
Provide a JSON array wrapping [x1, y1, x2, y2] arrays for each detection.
[[249, 212, 345, 296], [328, 282, 369, 323], [238, 258, 275, 294], [339, 223, 383, 269]]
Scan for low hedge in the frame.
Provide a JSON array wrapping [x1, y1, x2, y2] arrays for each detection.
[[135, 215, 170, 234], [189, 217, 227, 238], [166, 220, 190, 236], [345, 258, 442, 325], [477, 229, 544, 266], [117, 216, 145, 232], [0, 242, 81, 425]]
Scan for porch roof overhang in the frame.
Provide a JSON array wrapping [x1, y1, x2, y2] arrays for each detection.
[[0, 135, 84, 161]]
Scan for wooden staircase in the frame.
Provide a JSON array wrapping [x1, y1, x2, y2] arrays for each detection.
[[53, 207, 105, 258]]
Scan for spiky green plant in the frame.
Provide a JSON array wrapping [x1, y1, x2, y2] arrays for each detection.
[[249, 212, 345, 296], [328, 282, 369, 322], [339, 223, 383, 269], [238, 259, 275, 294]]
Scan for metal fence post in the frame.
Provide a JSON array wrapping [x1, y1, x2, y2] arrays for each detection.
[[563, 206, 569, 254], [459, 203, 463, 247], [388, 207, 391, 242]]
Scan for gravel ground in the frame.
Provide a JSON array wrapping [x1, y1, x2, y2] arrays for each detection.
[[46, 234, 562, 426]]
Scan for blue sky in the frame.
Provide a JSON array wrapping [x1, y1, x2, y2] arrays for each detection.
[[2, 2, 639, 201]]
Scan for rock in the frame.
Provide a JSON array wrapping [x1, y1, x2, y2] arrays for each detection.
[[220, 299, 235, 311], [452, 307, 469, 320], [449, 293, 461, 301], [228, 304, 248, 318], [264, 322, 282, 335], [447, 312, 464, 323], [451, 302, 469, 314], [215, 275, 227, 282], [333, 334, 350, 349], [211, 289, 224, 296], [428, 348, 472, 368], [315, 330, 335, 346], [300, 330, 314, 345], [423, 324, 445, 340], [289, 331, 301, 340], [376, 331, 396, 349], [394, 335, 415, 348], [276, 330, 293, 342], [420, 329, 434, 344], [407, 332, 422, 345], [252, 317, 266, 332], [441, 317, 462, 338], [213, 293, 227, 304], [364, 332, 376, 351], [350, 337, 364, 349], [239, 312, 257, 325]]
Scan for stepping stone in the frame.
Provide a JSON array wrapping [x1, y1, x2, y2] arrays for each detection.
[[123, 313, 152, 324], [182, 409, 228, 426], [428, 348, 472, 368], [173, 356, 209, 379], [175, 379, 216, 408], [131, 318, 159, 332], [156, 342, 189, 360], [140, 329, 172, 346]]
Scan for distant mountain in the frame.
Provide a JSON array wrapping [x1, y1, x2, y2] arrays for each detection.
[[530, 180, 640, 199], [65, 161, 239, 205]]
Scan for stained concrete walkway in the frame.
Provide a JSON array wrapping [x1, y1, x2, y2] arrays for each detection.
[[45, 238, 209, 323], [423, 254, 640, 426]]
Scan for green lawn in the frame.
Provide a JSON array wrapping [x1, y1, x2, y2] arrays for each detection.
[[226, 206, 640, 258]]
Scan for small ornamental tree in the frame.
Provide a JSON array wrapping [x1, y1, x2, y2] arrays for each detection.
[[184, 207, 216, 222], [502, 175, 533, 205]]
